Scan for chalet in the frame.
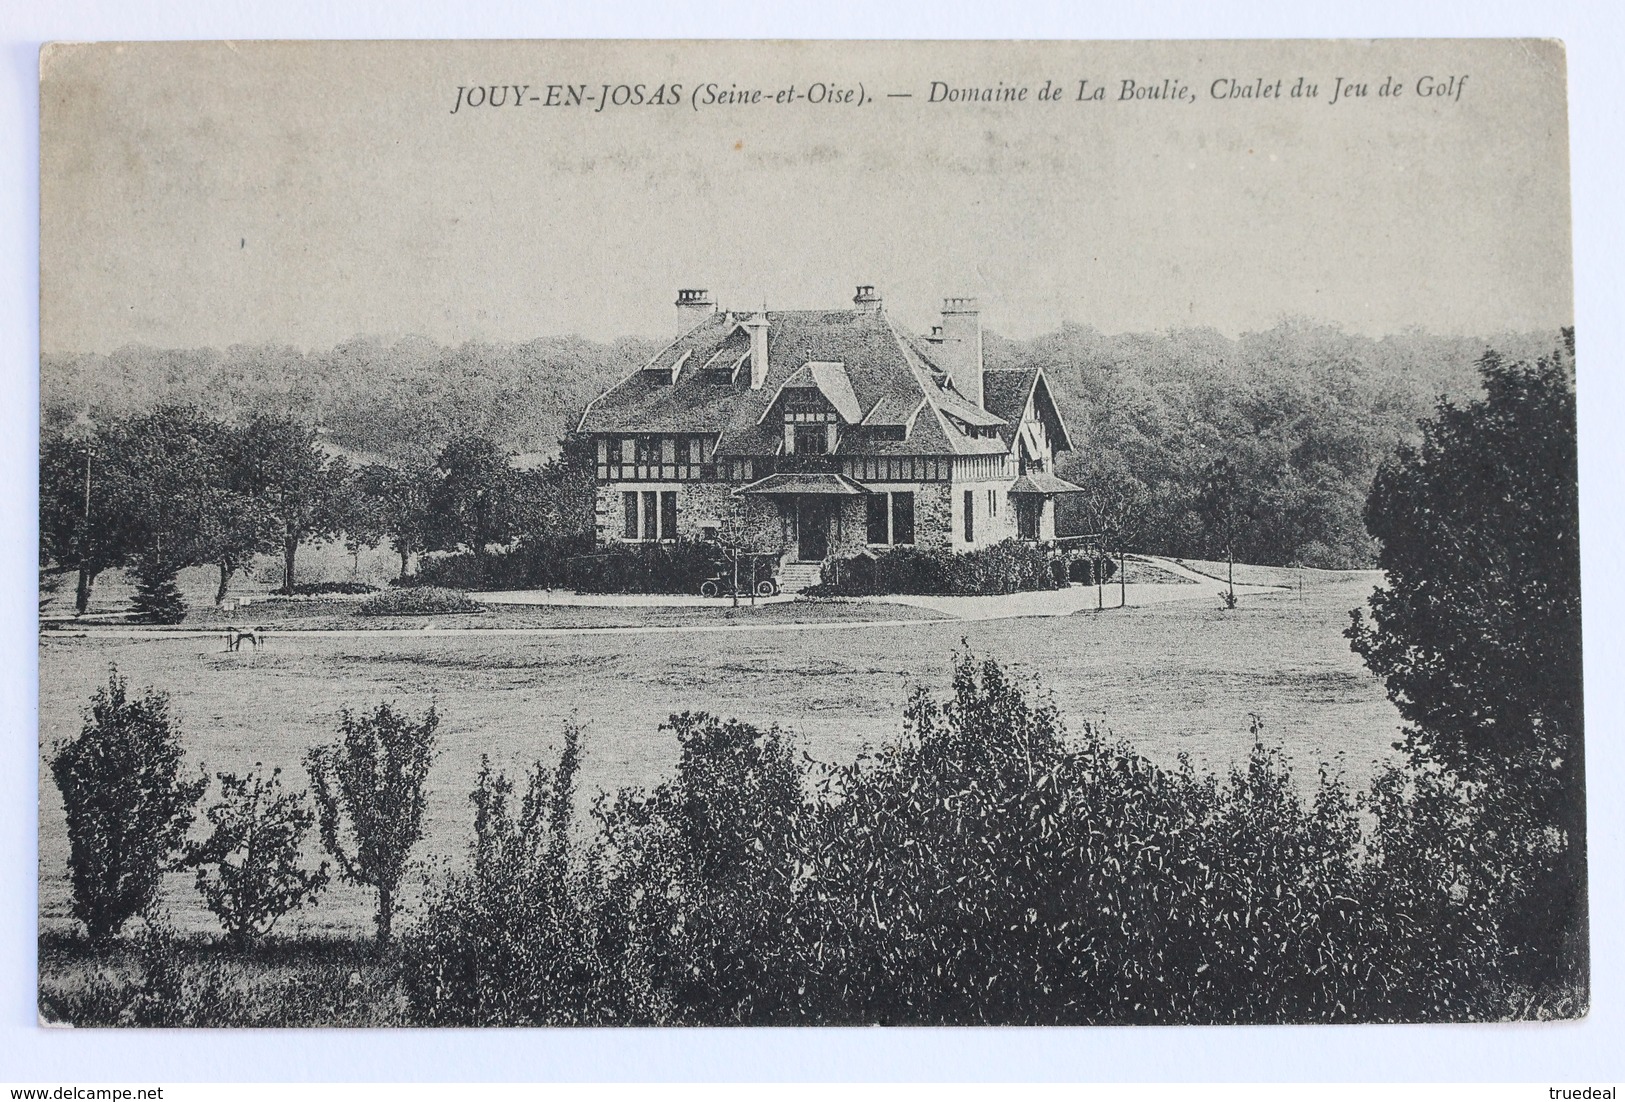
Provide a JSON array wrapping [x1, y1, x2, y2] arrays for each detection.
[[576, 286, 1082, 586]]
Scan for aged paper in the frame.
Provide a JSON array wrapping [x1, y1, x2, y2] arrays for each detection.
[[38, 39, 1578, 1027]]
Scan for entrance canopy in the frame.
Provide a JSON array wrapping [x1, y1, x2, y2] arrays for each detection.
[[1009, 470, 1085, 495], [737, 472, 870, 496]]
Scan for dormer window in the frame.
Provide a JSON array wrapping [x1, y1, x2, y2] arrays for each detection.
[[793, 424, 829, 455]]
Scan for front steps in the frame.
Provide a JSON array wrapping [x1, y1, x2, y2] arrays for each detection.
[[778, 563, 825, 593]]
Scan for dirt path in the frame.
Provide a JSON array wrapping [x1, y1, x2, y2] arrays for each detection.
[[42, 570, 1293, 643]]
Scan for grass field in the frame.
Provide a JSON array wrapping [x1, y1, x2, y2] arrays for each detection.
[[38, 570, 1400, 939]]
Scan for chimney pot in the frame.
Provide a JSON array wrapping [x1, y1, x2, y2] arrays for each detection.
[[852, 284, 882, 312]]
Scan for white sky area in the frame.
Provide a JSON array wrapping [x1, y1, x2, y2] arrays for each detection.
[[41, 39, 1572, 353]]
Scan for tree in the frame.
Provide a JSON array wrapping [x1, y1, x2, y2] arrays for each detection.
[[195, 422, 280, 606], [232, 415, 350, 594], [426, 436, 518, 580], [40, 424, 112, 615], [50, 671, 207, 943], [1347, 332, 1582, 990], [306, 702, 439, 948], [1073, 453, 1150, 608], [128, 556, 187, 624], [1194, 455, 1256, 606], [357, 462, 435, 581], [185, 766, 329, 947], [41, 407, 224, 617]]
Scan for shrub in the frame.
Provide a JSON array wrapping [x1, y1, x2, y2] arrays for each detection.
[[356, 586, 481, 617], [129, 557, 186, 624], [401, 727, 602, 1025], [400, 652, 1530, 1026], [291, 580, 379, 596], [50, 671, 207, 943], [811, 539, 1067, 597], [568, 540, 727, 595], [184, 767, 330, 947], [306, 703, 439, 948], [407, 534, 592, 591]]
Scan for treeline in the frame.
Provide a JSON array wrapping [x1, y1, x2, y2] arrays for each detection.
[[40, 408, 594, 619], [990, 321, 1560, 567], [44, 321, 1562, 570], [41, 334, 661, 465]]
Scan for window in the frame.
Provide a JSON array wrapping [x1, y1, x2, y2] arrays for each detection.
[[624, 488, 680, 541], [660, 490, 678, 540], [963, 489, 975, 543], [866, 494, 889, 544], [619, 438, 635, 464], [641, 491, 658, 540], [661, 438, 677, 464], [891, 492, 915, 545], [1017, 497, 1040, 540], [687, 437, 703, 464], [794, 424, 828, 455], [866, 491, 917, 546]]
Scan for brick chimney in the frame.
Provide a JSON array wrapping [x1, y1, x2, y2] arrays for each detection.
[[852, 284, 882, 312], [674, 288, 715, 330], [741, 313, 771, 389], [936, 296, 983, 407]]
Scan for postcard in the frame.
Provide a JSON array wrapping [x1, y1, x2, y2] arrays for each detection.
[[37, 38, 1579, 1027]]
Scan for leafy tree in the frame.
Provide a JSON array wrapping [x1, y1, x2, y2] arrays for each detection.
[[231, 415, 350, 594], [357, 462, 435, 581], [50, 671, 207, 943], [1193, 454, 1257, 605], [1347, 333, 1583, 990], [41, 407, 226, 617], [306, 702, 439, 948], [185, 766, 329, 947], [194, 423, 280, 605], [40, 426, 112, 615], [1073, 452, 1150, 606], [426, 436, 519, 579]]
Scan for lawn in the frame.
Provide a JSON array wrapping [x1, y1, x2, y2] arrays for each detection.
[[38, 570, 1400, 940]]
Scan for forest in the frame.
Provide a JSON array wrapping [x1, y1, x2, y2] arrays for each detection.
[[41, 320, 1560, 568]]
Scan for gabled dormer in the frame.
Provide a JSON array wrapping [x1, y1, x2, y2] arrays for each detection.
[[759, 361, 861, 454]]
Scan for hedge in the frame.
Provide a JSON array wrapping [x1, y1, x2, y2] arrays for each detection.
[[566, 540, 730, 595], [808, 539, 1081, 597]]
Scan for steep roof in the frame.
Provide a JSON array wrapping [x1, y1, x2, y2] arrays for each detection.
[[578, 307, 1012, 458], [982, 366, 1074, 452]]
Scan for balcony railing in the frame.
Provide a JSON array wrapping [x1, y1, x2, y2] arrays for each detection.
[[774, 453, 841, 474]]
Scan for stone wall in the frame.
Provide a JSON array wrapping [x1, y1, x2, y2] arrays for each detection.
[[950, 480, 1017, 550], [595, 477, 1041, 558]]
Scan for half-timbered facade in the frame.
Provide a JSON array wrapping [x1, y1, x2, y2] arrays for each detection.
[[576, 287, 1081, 578]]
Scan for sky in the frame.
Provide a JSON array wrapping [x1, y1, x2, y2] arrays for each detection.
[[40, 38, 1573, 353]]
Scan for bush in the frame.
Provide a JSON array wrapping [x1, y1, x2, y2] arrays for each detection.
[[50, 671, 207, 943], [291, 580, 379, 596], [399, 653, 1532, 1026], [567, 540, 727, 595], [129, 558, 186, 623], [184, 767, 330, 947], [407, 534, 593, 591], [401, 727, 602, 1025], [306, 702, 439, 948], [356, 586, 481, 617], [811, 539, 1067, 597]]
